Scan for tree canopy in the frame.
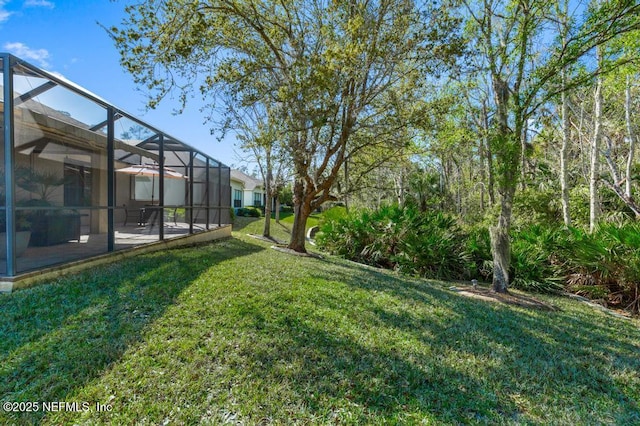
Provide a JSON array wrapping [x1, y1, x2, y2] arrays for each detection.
[[110, 0, 463, 252]]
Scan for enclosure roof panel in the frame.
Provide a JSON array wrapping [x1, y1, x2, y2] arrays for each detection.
[[2, 52, 228, 168]]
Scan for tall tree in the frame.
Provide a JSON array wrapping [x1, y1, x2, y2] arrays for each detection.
[[590, 44, 604, 233], [231, 102, 284, 238], [624, 74, 637, 200], [557, 0, 572, 227], [459, 0, 640, 292], [462, 0, 550, 292]]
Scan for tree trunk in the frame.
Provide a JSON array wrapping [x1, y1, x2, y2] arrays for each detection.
[[275, 196, 281, 223], [590, 46, 603, 233], [491, 167, 516, 294], [557, 0, 572, 228], [478, 128, 486, 211], [289, 203, 310, 252], [482, 101, 495, 206], [490, 76, 518, 294], [625, 74, 636, 200], [288, 178, 311, 252], [344, 159, 349, 213], [560, 66, 572, 227], [491, 136, 517, 293], [521, 124, 528, 190], [263, 158, 273, 238], [490, 216, 511, 293]]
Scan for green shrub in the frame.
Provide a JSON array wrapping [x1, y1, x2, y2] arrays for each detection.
[[567, 187, 591, 228], [565, 223, 640, 311], [461, 224, 492, 281], [317, 204, 473, 281], [510, 225, 565, 293], [509, 223, 640, 310], [319, 203, 640, 312], [245, 206, 262, 217], [237, 207, 262, 217], [513, 187, 562, 227], [321, 205, 348, 223]]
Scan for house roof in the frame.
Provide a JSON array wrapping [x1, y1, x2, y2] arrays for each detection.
[[230, 169, 264, 191]]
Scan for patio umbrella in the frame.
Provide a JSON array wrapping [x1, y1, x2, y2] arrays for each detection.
[[116, 164, 186, 203]]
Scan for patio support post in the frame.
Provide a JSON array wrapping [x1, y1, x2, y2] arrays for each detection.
[[205, 158, 210, 230], [158, 134, 165, 240], [4, 55, 16, 276], [189, 151, 194, 234], [107, 107, 115, 252]]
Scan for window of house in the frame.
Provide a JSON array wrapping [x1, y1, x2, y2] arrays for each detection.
[[233, 189, 242, 208], [253, 192, 262, 207]]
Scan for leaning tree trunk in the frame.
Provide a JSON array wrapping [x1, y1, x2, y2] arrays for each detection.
[[289, 203, 311, 252], [602, 135, 640, 218]]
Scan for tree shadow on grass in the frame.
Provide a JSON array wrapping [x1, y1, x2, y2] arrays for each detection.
[[236, 314, 505, 424], [199, 268, 515, 423], [291, 257, 640, 424], [0, 238, 264, 424], [230, 216, 261, 232]]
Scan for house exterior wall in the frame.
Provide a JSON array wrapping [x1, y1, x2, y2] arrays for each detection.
[[244, 189, 258, 208], [230, 171, 266, 209], [230, 184, 265, 209]]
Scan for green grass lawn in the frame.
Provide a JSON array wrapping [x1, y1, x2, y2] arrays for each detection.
[[1, 223, 639, 424], [233, 216, 294, 243], [233, 214, 321, 244], [270, 211, 322, 229]]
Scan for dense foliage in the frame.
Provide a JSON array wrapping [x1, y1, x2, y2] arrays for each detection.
[[318, 205, 640, 313], [317, 205, 474, 281]]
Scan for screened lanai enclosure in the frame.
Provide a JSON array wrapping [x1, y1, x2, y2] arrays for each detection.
[[1, 53, 231, 278]]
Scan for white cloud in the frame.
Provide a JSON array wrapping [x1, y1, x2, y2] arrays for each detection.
[[23, 0, 54, 8], [0, 1, 12, 23], [4, 42, 51, 68]]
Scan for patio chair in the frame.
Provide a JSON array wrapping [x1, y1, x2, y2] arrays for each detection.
[[123, 204, 144, 226]]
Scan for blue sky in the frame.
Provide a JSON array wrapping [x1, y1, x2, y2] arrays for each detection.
[[1, 0, 240, 167]]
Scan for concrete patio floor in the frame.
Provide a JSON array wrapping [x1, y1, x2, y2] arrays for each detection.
[[5, 222, 213, 275]]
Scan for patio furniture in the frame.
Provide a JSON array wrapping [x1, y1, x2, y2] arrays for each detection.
[[29, 213, 83, 246], [124, 204, 144, 226], [141, 205, 162, 230]]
